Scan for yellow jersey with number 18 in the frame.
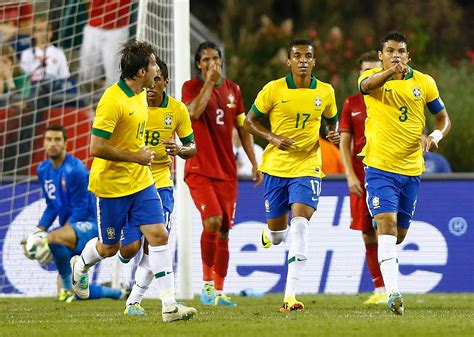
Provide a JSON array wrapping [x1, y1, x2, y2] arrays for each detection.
[[252, 74, 338, 178], [358, 67, 444, 176], [89, 80, 154, 198], [146, 93, 194, 188]]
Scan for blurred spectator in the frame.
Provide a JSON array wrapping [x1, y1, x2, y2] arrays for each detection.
[[20, 16, 70, 82], [232, 128, 263, 178], [423, 152, 452, 173], [0, 43, 30, 96], [79, 0, 131, 90], [0, 1, 33, 56], [320, 138, 345, 174]]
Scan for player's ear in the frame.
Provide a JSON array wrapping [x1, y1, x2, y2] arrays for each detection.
[[196, 61, 201, 70], [378, 51, 383, 61], [286, 59, 291, 67]]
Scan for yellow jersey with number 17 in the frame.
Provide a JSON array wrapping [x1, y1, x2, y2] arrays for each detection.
[[252, 74, 338, 178], [89, 79, 154, 198], [146, 93, 194, 188], [358, 67, 444, 176]]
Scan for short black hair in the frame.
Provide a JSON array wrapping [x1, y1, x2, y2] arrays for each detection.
[[119, 41, 158, 80], [380, 32, 408, 51], [157, 59, 169, 80], [358, 51, 379, 65], [45, 124, 67, 141], [194, 41, 222, 69], [287, 39, 315, 58]]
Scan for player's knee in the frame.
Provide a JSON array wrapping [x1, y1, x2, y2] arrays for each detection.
[[120, 241, 141, 260], [375, 213, 397, 235], [204, 216, 223, 232], [144, 225, 169, 246], [97, 242, 119, 257]]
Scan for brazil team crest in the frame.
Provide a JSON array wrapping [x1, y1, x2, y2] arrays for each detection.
[[226, 94, 236, 108], [164, 113, 173, 129], [106, 227, 116, 240], [413, 87, 422, 101], [314, 96, 322, 109]]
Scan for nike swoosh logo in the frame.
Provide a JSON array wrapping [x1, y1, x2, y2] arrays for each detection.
[[296, 258, 307, 262], [379, 257, 397, 265], [351, 112, 361, 116], [312, 197, 319, 201], [129, 110, 135, 116], [384, 89, 392, 92], [281, 100, 291, 103]]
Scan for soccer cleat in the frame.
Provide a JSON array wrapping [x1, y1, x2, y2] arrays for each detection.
[[201, 284, 216, 305], [70, 255, 90, 299], [261, 227, 271, 248], [162, 303, 197, 322], [214, 294, 237, 307], [387, 292, 404, 316], [279, 296, 304, 312], [58, 289, 75, 303], [363, 292, 387, 305], [124, 303, 146, 315]]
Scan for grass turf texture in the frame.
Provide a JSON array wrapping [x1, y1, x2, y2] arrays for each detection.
[[0, 293, 473, 337]]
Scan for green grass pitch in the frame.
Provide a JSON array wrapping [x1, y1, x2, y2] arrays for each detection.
[[0, 293, 473, 337]]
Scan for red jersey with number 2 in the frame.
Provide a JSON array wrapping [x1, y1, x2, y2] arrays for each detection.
[[182, 76, 245, 181], [339, 93, 367, 180]]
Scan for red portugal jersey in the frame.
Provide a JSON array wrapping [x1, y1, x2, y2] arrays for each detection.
[[182, 76, 245, 181], [339, 93, 367, 179], [88, 0, 131, 29]]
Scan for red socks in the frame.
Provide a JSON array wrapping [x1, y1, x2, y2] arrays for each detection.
[[201, 228, 218, 281], [214, 238, 229, 291], [366, 243, 385, 288]]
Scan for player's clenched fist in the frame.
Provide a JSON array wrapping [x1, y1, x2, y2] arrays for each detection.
[[270, 134, 294, 151], [134, 146, 155, 166]]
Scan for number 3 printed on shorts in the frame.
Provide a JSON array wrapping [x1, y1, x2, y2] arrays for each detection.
[[216, 108, 224, 125]]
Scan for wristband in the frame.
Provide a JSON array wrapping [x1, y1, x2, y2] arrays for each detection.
[[429, 129, 443, 143]]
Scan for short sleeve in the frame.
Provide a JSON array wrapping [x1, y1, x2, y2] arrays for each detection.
[[357, 68, 379, 94], [252, 81, 275, 117], [424, 74, 440, 103], [181, 80, 200, 105], [322, 85, 338, 121], [92, 93, 121, 139], [176, 101, 194, 143]]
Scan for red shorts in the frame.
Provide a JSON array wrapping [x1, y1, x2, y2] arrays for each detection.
[[185, 173, 237, 229], [349, 189, 372, 232]]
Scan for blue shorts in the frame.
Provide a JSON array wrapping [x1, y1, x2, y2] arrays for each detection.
[[263, 174, 321, 219], [364, 166, 420, 229], [70, 220, 98, 255], [97, 184, 165, 245], [120, 187, 174, 247]]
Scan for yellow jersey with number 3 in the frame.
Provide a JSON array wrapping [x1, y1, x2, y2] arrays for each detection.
[[89, 80, 154, 197], [252, 74, 338, 178], [146, 93, 194, 188], [358, 67, 443, 176]]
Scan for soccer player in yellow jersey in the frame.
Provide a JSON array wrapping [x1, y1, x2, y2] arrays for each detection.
[[244, 39, 339, 312], [117, 59, 196, 315], [358, 32, 451, 315], [70, 42, 196, 322]]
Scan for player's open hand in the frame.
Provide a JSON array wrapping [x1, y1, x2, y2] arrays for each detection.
[[347, 173, 363, 196], [136, 146, 154, 166], [270, 134, 294, 151], [162, 140, 180, 156], [327, 131, 341, 146]]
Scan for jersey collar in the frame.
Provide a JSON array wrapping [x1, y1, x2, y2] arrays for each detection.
[[197, 73, 223, 87], [285, 73, 317, 89], [117, 79, 137, 97], [160, 92, 169, 108]]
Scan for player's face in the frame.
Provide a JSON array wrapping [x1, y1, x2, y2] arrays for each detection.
[[196, 48, 222, 77], [147, 74, 168, 106], [359, 60, 382, 75], [44, 130, 66, 159], [143, 54, 160, 88], [379, 40, 409, 69], [287, 45, 316, 77]]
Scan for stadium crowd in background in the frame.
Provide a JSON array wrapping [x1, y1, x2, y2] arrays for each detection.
[[358, 31, 451, 315], [244, 38, 339, 312], [182, 41, 262, 307]]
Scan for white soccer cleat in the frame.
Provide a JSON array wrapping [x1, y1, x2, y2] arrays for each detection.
[[162, 303, 197, 322], [70, 255, 90, 299]]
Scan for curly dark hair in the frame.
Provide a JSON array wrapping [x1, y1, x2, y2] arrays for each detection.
[[379, 32, 408, 51], [119, 41, 158, 80]]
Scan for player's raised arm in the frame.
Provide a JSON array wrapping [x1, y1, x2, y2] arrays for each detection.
[[90, 134, 154, 166]]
